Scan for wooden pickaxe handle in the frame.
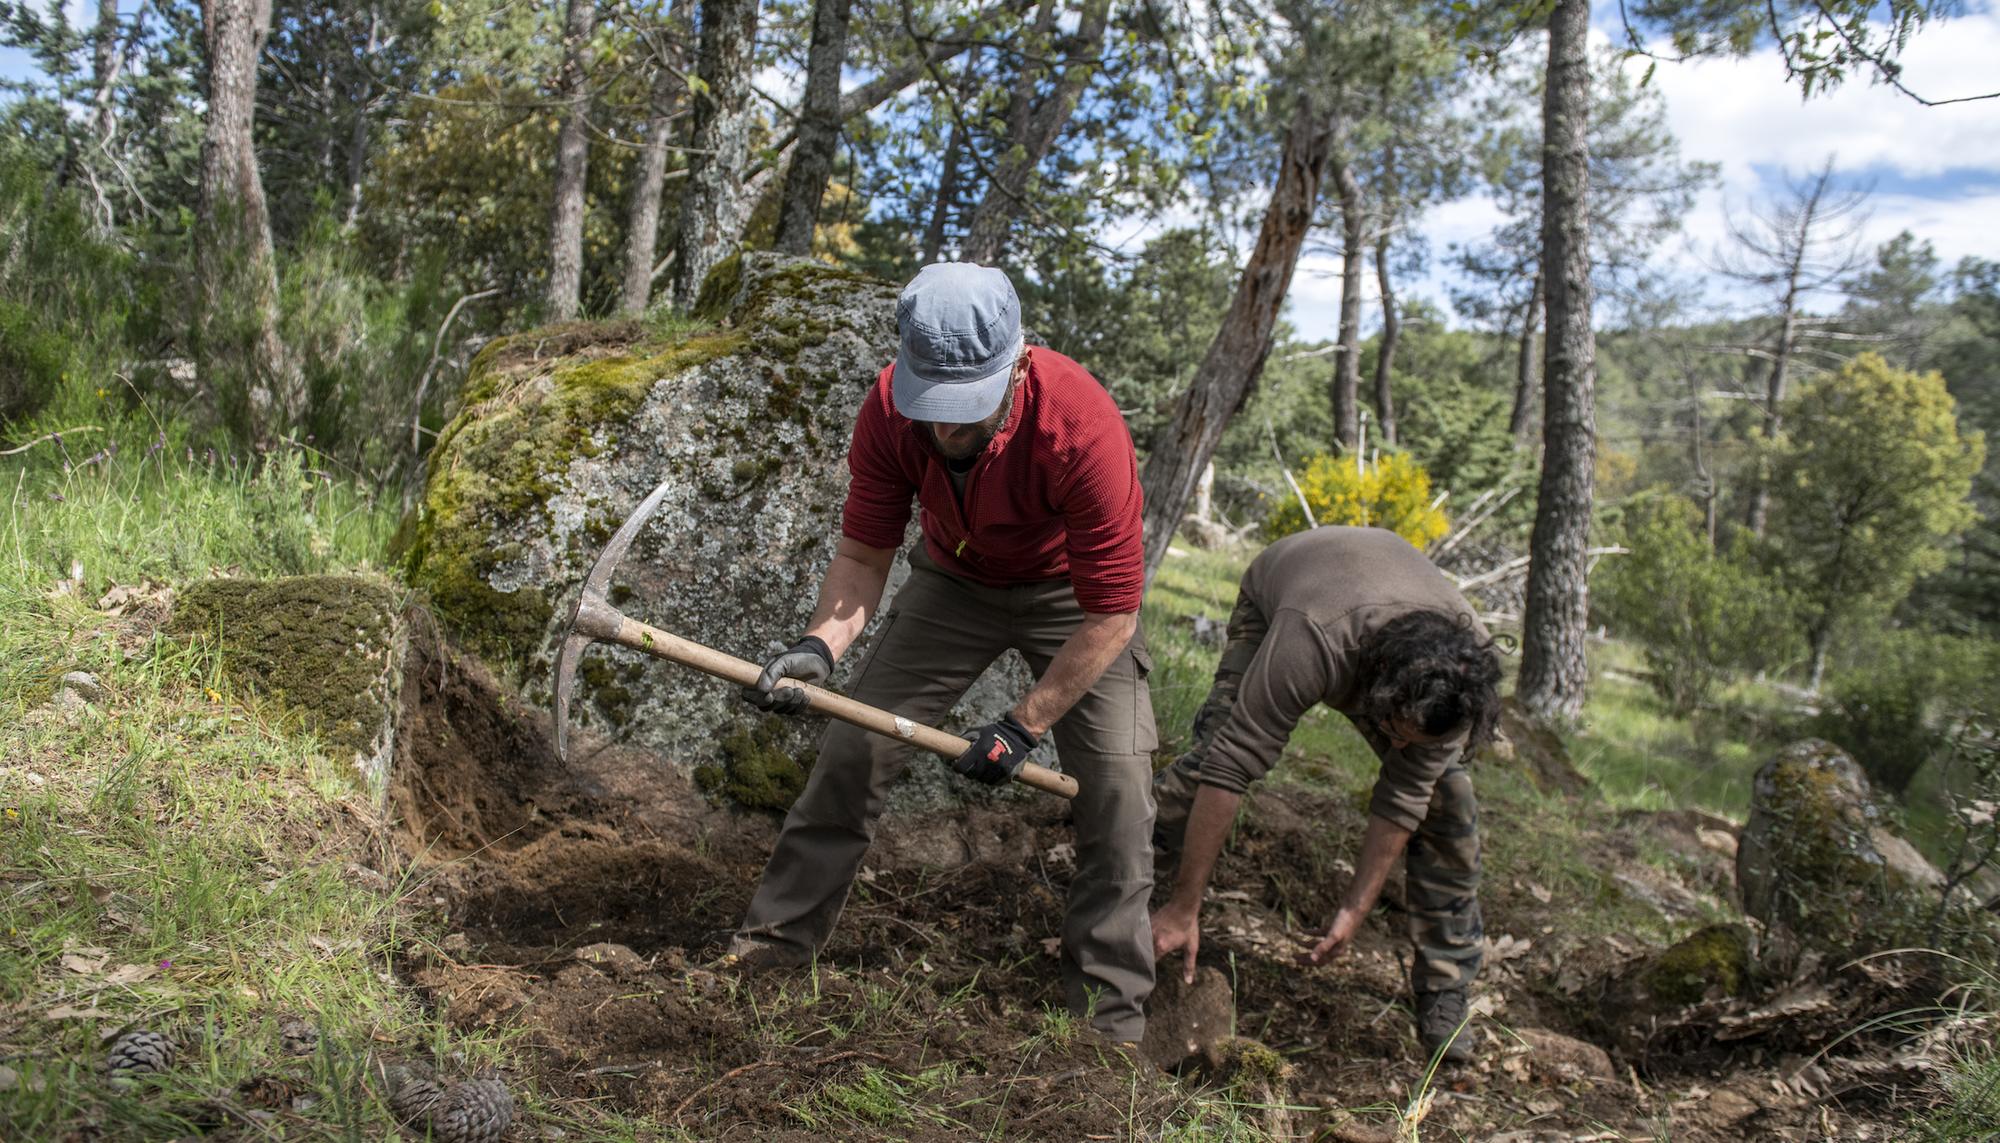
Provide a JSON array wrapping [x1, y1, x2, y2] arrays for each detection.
[[587, 607, 1079, 799]]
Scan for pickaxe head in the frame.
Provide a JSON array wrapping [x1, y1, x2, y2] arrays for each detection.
[[554, 475, 678, 762]]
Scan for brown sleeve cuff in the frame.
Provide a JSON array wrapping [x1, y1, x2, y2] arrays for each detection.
[[1367, 779, 1428, 833]]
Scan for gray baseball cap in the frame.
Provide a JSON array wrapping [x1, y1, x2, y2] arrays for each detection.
[[891, 262, 1024, 423]]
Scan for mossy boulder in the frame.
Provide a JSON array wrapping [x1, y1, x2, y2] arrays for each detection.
[[400, 253, 1034, 801], [1639, 923, 1753, 1007], [169, 575, 404, 792], [1736, 739, 1946, 962]]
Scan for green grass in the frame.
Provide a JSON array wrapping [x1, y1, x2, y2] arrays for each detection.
[[0, 412, 476, 1140]]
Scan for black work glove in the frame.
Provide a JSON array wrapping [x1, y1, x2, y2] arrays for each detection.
[[742, 635, 834, 715], [954, 715, 1040, 786]]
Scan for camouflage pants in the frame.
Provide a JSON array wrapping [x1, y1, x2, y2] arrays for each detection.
[[1152, 593, 1484, 994]]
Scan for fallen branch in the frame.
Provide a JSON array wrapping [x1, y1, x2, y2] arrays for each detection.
[[0, 426, 103, 457], [1453, 546, 1628, 594]]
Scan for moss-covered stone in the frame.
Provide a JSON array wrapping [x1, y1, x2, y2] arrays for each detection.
[[170, 576, 401, 768], [1641, 923, 1752, 1007], [709, 721, 810, 811]]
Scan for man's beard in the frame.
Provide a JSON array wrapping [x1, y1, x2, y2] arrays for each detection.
[[929, 383, 1013, 460]]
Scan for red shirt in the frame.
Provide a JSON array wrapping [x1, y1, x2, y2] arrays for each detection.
[[841, 347, 1146, 614]]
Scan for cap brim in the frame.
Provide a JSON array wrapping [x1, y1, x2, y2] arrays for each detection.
[[891, 344, 1019, 423]]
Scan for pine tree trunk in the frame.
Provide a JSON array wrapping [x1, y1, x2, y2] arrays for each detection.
[[773, 0, 852, 255], [546, 0, 597, 321], [960, 0, 1111, 264], [920, 51, 980, 265], [1372, 233, 1398, 445], [672, 0, 758, 309], [1516, 0, 1597, 723], [1139, 98, 1335, 582], [1330, 152, 1363, 450], [619, 49, 683, 315], [1508, 270, 1543, 445], [196, 0, 294, 447]]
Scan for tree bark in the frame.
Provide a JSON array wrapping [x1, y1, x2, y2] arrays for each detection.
[[921, 51, 980, 264], [1371, 232, 1398, 446], [960, 0, 1112, 264], [339, 5, 381, 232], [1516, 0, 1597, 723], [545, 0, 597, 321], [1508, 270, 1543, 444], [773, 0, 853, 255], [1138, 97, 1335, 582], [672, 0, 759, 309], [1329, 150, 1364, 451], [619, 43, 684, 315], [196, 0, 294, 447]]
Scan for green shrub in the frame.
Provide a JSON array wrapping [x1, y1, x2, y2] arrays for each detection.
[[0, 299, 69, 426], [1596, 493, 1796, 714], [1815, 631, 1997, 796], [1262, 450, 1449, 548]]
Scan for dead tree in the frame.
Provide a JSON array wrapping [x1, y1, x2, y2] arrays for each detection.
[[1516, 0, 1597, 722], [1139, 96, 1336, 581], [546, 0, 597, 320], [619, 22, 687, 315], [1329, 145, 1364, 451], [1722, 157, 1868, 534]]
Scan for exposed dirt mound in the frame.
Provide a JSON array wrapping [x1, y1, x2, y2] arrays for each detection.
[[383, 625, 1944, 1139]]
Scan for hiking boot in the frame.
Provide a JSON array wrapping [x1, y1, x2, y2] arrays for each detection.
[[1414, 988, 1476, 1065]]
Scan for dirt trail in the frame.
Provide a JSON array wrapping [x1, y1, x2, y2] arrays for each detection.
[[385, 628, 1931, 1140]]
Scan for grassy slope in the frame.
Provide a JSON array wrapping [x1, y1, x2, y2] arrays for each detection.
[[0, 436, 523, 1139]]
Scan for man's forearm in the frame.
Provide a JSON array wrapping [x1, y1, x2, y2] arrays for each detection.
[[1344, 814, 1415, 916], [801, 538, 895, 659], [1164, 783, 1243, 916], [1010, 610, 1137, 736]]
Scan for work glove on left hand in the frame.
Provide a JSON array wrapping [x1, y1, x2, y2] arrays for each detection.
[[954, 715, 1039, 785], [742, 635, 834, 715]]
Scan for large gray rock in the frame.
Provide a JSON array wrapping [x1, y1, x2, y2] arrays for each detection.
[[1737, 739, 1945, 960], [400, 254, 1034, 806]]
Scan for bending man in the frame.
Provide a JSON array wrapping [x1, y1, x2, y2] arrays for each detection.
[[1150, 525, 1501, 1063], [729, 262, 1158, 1043]]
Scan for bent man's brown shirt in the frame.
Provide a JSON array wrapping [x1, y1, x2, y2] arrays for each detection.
[[1196, 526, 1488, 832]]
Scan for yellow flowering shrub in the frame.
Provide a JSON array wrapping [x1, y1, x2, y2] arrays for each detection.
[[1262, 451, 1450, 549]]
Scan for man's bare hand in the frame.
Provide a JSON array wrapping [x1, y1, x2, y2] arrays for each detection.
[[1296, 906, 1364, 966], [1150, 903, 1201, 985]]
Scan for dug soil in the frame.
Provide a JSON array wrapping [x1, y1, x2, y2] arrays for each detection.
[[384, 628, 1937, 1140]]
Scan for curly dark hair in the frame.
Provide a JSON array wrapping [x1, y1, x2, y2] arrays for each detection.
[[1356, 610, 1503, 748]]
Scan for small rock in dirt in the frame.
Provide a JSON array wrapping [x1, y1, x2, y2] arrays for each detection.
[[1511, 1027, 1614, 1082], [441, 931, 472, 955], [575, 942, 648, 976], [58, 671, 108, 704], [1140, 966, 1236, 1071], [1706, 1085, 1762, 1124]]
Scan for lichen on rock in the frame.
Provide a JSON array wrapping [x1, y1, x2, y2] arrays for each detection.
[[402, 253, 1036, 804], [169, 575, 403, 791]]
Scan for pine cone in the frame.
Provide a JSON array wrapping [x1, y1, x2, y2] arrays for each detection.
[[277, 1017, 318, 1057], [105, 1030, 175, 1080], [382, 1064, 446, 1125], [434, 1078, 513, 1143]]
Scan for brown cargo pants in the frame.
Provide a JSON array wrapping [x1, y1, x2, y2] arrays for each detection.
[[734, 547, 1159, 1040], [1152, 594, 1485, 995]]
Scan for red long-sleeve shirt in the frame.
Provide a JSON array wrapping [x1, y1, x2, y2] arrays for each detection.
[[841, 346, 1146, 614]]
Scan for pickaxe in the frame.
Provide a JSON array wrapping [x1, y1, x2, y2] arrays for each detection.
[[553, 477, 1079, 799]]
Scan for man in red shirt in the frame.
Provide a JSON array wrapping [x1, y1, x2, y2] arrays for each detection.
[[726, 262, 1159, 1043]]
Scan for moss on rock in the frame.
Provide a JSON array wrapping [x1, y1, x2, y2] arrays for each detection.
[[170, 576, 401, 763], [702, 721, 811, 811], [1642, 923, 1752, 1007]]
